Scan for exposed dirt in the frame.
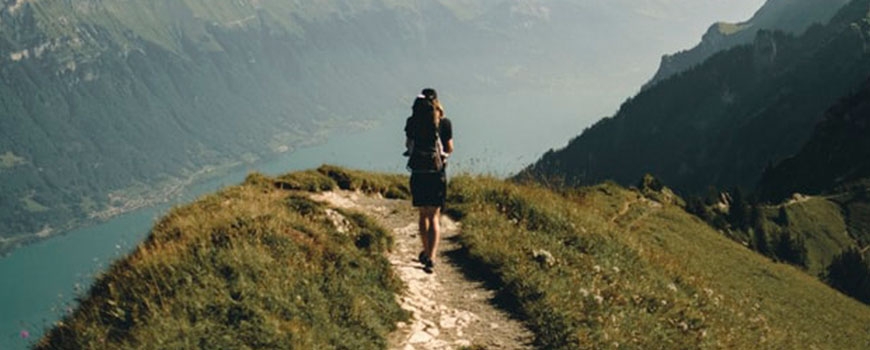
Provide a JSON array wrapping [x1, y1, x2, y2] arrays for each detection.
[[311, 191, 534, 350]]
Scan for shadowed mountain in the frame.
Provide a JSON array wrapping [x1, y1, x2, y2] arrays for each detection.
[[521, 0, 870, 196], [646, 0, 849, 89], [759, 77, 870, 201]]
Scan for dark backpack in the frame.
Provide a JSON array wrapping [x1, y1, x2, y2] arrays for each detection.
[[406, 117, 444, 173]]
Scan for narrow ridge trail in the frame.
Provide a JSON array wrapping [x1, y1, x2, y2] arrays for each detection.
[[311, 191, 534, 350]]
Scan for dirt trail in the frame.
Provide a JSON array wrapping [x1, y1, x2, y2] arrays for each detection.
[[311, 191, 534, 350]]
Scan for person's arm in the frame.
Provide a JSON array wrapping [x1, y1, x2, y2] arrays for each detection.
[[443, 139, 454, 154], [441, 118, 454, 154]]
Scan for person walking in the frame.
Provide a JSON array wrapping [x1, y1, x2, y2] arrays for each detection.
[[404, 88, 453, 273]]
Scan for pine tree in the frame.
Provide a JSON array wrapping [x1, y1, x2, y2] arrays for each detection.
[[774, 231, 808, 268], [825, 249, 870, 304]]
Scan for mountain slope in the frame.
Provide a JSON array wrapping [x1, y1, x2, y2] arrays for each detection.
[[646, 0, 850, 88], [38, 167, 870, 348], [0, 0, 422, 247], [521, 0, 870, 195], [759, 77, 870, 201], [757, 76, 870, 250], [0, 0, 771, 253]]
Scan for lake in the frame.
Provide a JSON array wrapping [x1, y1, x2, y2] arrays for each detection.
[[0, 90, 596, 349]]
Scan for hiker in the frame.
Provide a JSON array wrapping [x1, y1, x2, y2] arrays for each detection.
[[404, 88, 453, 273]]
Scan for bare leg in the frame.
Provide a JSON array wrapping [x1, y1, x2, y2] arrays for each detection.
[[418, 209, 430, 256], [427, 207, 441, 262]]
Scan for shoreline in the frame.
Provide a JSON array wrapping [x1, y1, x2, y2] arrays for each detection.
[[0, 121, 381, 258]]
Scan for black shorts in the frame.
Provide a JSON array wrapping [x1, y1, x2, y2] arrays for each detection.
[[410, 171, 446, 208]]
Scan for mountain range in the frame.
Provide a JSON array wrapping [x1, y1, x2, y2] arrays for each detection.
[[522, 0, 870, 195], [646, 0, 850, 88], [0, 0, 769, 254], [19, 0, 870, 347]]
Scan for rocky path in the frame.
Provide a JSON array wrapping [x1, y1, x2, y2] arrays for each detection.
[[311, 191, 534, 350]]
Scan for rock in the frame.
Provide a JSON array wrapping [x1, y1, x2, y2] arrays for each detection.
[[532, 248, 556, 267], [454, 339, 472, 347], [408, 331, 434, 344], [425, 326, 441, 337], [439, 316, 458, 329]]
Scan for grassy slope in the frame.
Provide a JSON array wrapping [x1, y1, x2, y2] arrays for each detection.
[[37, 166, 410, 349], [38, 167, 870, 348], [448, 176, 870, 349], [757, 197, 854, 275]]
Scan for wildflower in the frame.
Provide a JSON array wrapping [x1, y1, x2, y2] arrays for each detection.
[[20, 330, 30, 339]]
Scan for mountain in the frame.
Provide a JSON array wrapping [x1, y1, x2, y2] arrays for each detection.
[[521, 0, 870, 195], [646, 0, 850, 88], [0, 0, 771, 254], [0, 0, 426, 249], [757, 76, 870, 252], [37, 167, 870, 348], [759, 77, 870, 201]]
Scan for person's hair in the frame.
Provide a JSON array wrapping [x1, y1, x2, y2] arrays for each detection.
[[420, 88, 444, 120]]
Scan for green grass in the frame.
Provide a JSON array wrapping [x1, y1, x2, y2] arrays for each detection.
[[757, 197, 853, 275], [21, 194, 50, 213], [0, 151, 26, 168], [37, 166, 408, 349], [447, 175, 870, 349], [39, 167, 870, 348], [715, 22, 749, 35]]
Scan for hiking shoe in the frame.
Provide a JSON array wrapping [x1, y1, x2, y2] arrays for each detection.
[[423, 258, 435, 274], [418, 251, 429, 264]]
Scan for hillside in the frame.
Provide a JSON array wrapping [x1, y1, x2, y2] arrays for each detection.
[[756, 75, 870, 263], [759, 77, 870, 202], [37, 167, 870, 349], [646, 0, 849, 88], [522, 0, 870, 195]]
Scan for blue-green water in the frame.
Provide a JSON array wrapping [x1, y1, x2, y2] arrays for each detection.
[[0, 90, 590, 349], [0, 124, 406, 349]]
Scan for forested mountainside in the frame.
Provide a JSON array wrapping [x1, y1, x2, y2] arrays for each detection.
[[0, 0, 429, 247], [759, 77, 870, 202], [522, 0, 870, 196], [646, 0, 849, 88], [757, 77, 870, 260]]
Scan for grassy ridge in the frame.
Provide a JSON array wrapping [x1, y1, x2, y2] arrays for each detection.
[[448, 176, 870, 349], [38, 167, 870, 348], [37, 166, 409, 349]]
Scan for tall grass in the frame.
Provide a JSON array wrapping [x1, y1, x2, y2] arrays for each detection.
[[448, 175, 870, 349], [37, 166, 409, 349]]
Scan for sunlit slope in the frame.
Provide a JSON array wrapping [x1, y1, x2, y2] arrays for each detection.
[[36, 166, 411, 349], [449, 176, 870, 348], [37, 166, 870, 348]]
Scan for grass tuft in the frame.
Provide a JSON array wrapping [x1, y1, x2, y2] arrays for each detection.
[[37, 169, 408, 349], [448, 174, 870, 349]]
